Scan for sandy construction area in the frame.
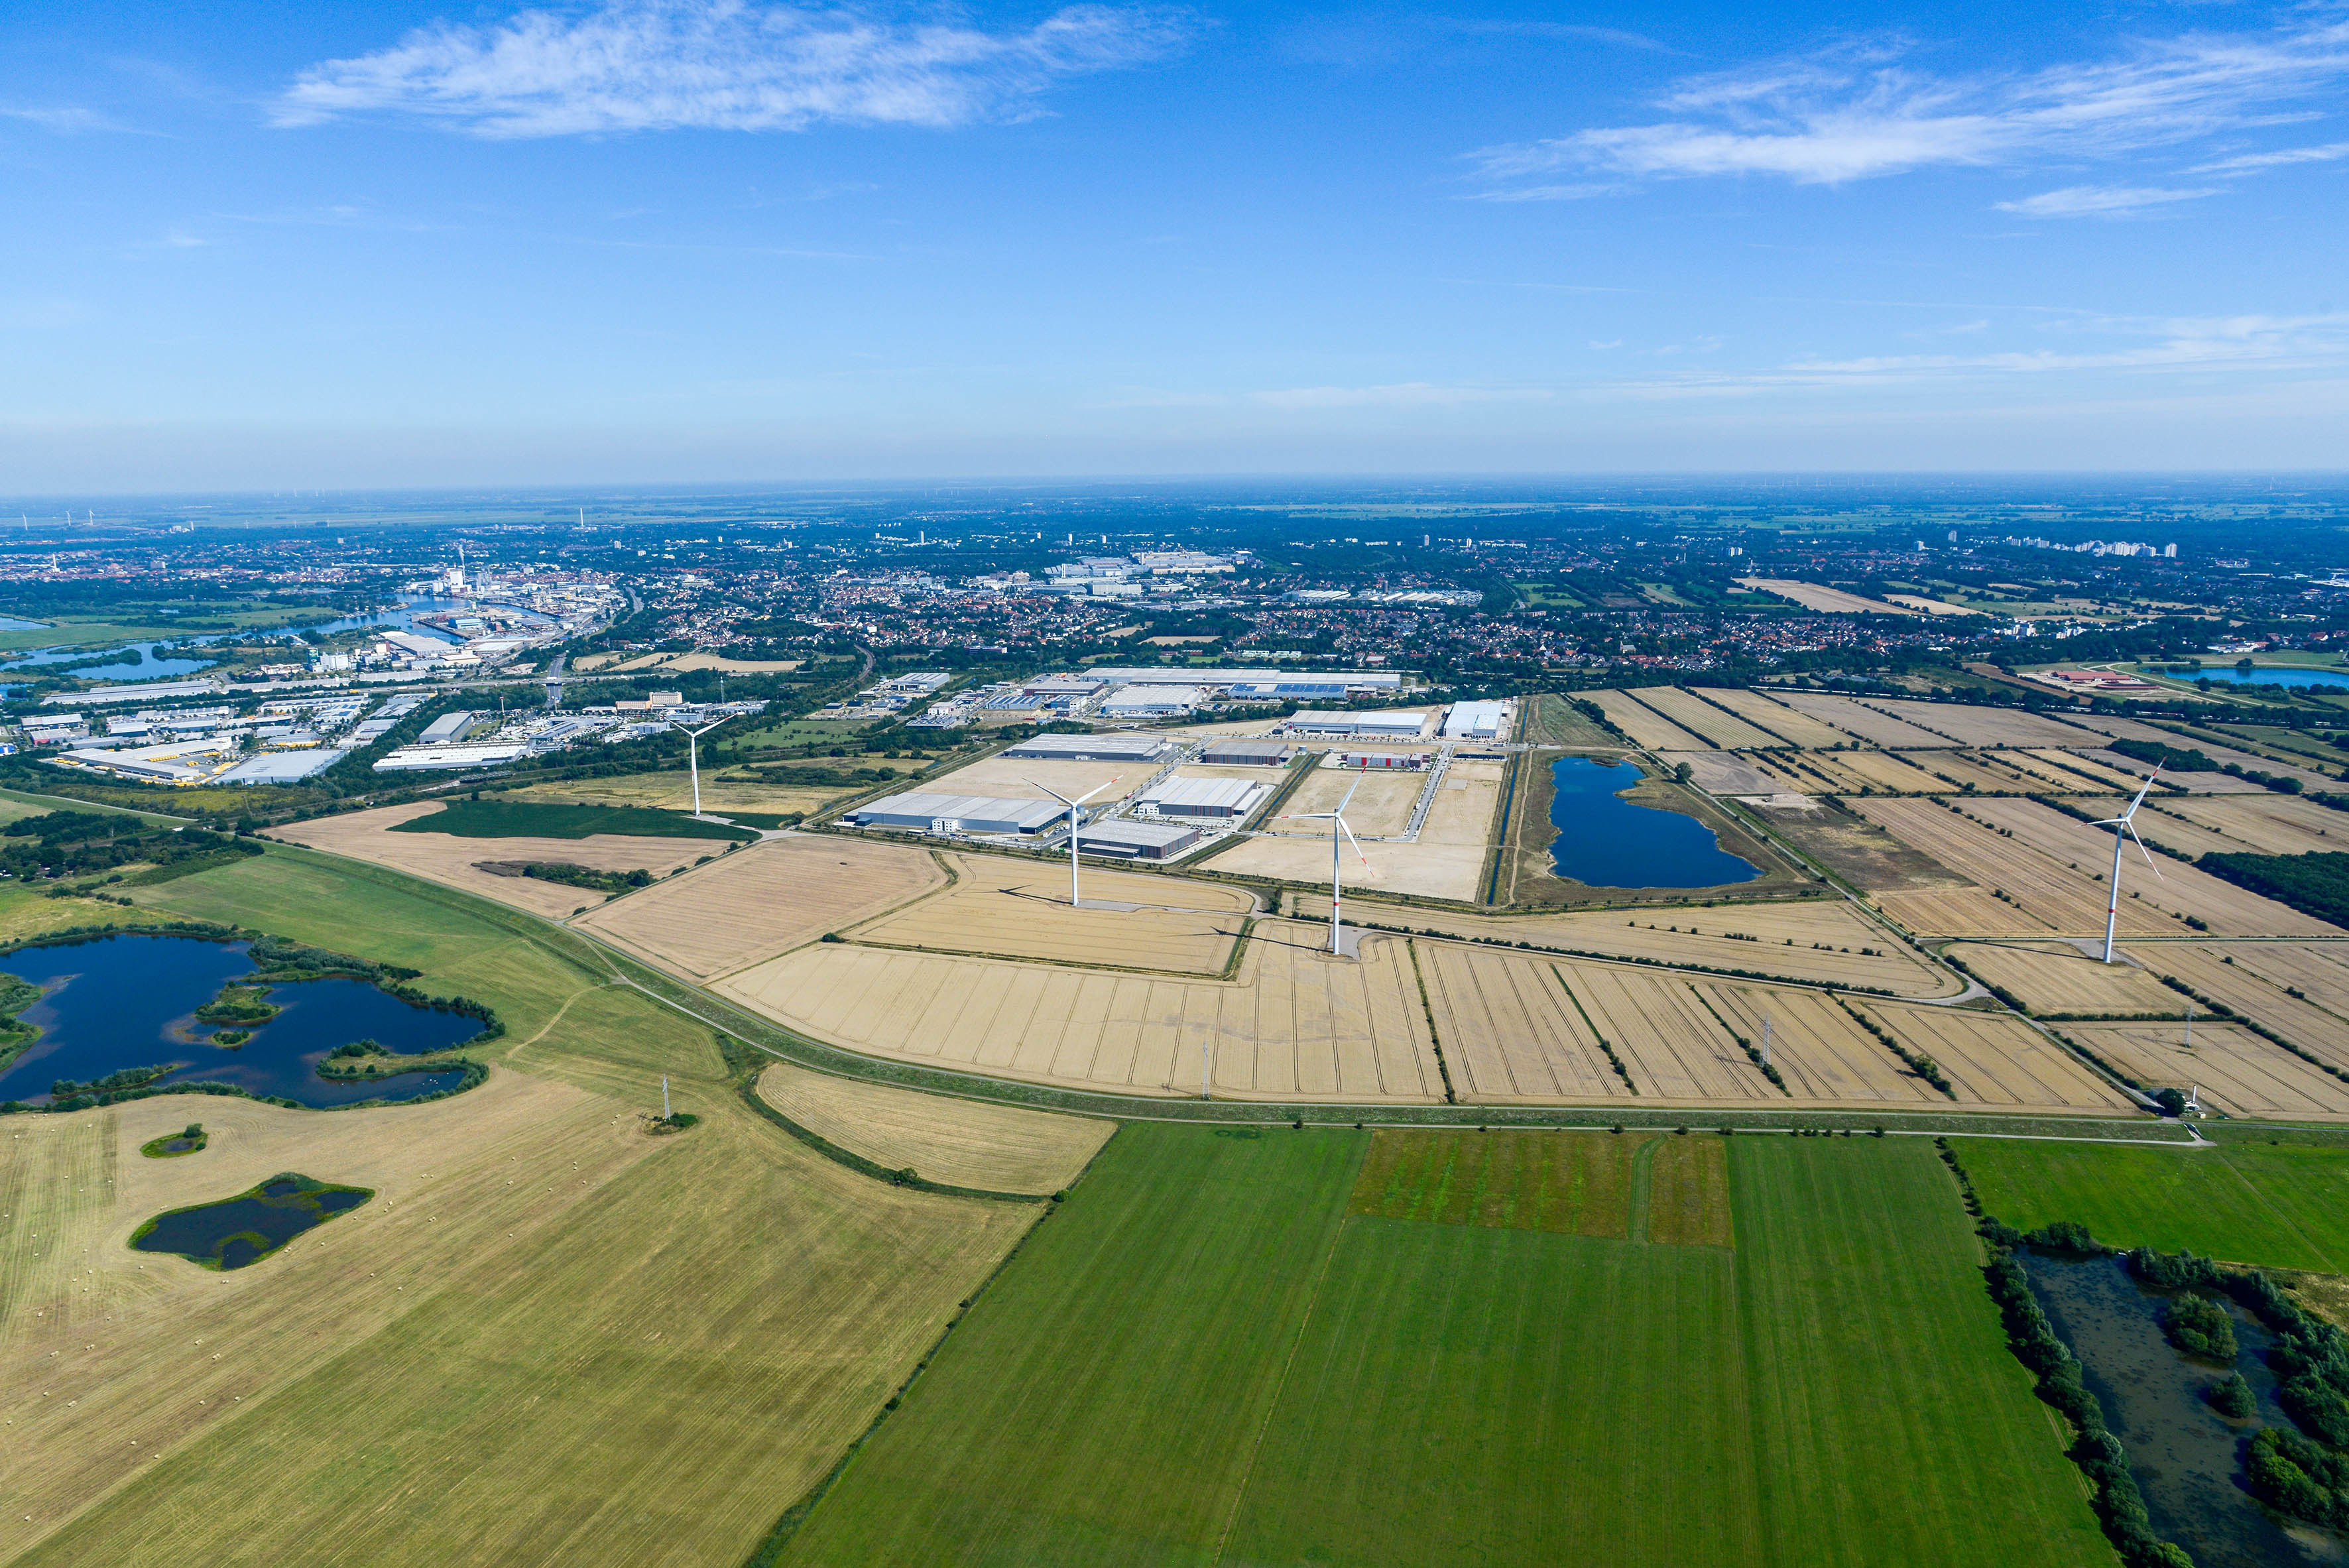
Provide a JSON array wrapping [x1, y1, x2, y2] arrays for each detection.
[[1312, 894, 1955, 996], [1588, 690, 1710, 751], [1768, 692, 1951, 748], [1264, 764, 1425, 839], [271, 802, 716, 919], [845, 853, 1254, 974], [1632, 687, 1785, 750], [2062, 1020, 2349, 1119], [717, 919, 1445, 1101], [1219, 831, 1489, 903], [1859, 1001, 2140, 1113], [1950, 941, 2184, 1015], [575, 835, 945, 978], [754, 1061, 1113, 1192], [1709, 690, 1852, 749], [924, 754, 1142, 803]]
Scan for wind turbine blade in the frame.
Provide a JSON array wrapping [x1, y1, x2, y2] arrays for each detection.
[[2123, 770, 2156, 817], [1073, 776, 1120, 806], [1027, 780, 1077, 808], [1338, 775, 1365, 814], [2127, 821, 2164, 878], [1339, 817, 1370, 867], [2084, 817, 2124, 828]]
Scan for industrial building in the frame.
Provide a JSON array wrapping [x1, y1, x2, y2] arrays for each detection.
[[1199, 739, 1296, 767], [1138, 777, 1267, 819], [1441, 700, 1510, 740], [999, 733, 1172, 763], [1073, 819, 1199, 859], [1099, 684, 1205, 719], [416, 710, 477, 745], [848, 792, 1066, 836], [1228, 681, 1345, 701], [371, 742, 529, 772], [1284, 710, 1429, 739], [58, 735, 241, 785], [1333, 750, 1427, 770], [217, 749, 350, 784]]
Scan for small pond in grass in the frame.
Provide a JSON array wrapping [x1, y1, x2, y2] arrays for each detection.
[[133, 1173, 373, 1270], [0, 934, 480, 1108], [1545, 756, 1760, 888], [2022, 1247, 2348, 1567]]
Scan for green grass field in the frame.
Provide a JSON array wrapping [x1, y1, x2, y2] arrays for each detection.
[[779, 1128, 2107, 1568], [1955, 1134, 2349, 1272], [391, 798, 754, 843]]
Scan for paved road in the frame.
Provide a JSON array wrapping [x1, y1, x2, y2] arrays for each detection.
[[543, 651, 566, 710]]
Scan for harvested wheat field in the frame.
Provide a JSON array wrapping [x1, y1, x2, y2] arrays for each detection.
[[1822, 749, 1949, 794], [2145, 945, 2349, 1071], [1949, 941, 2184, 1016], [1896, 753, 2029, 794], [1707, 689, 1854, 749], [2108, 804, 2258, 861], [1417, 945, 1631, 1100], [2218, 941, 2349, 1012], [1557, 964, 1781, 1101], [1662, 751, 1782, 794], [1768, 691, 1951, 748], [1309, 894, 1955, 995], [1697, 982, 1947, 1105], [2156, 794, 2349, 857], [2016, 750, 2153, 792], [1587, 690, 1711, 751], [754, 1061, 1113, 1193], [1876, 887, 2058, 938], [1857, 1001, 2138, 1113], [271, 802, 714, 918], [2059, 1020, 2349, 1119], [1864, 701, 2094, 749], [575, 835, 946, 978], [718, 920, 1444, 1101], [844, 853, 1254, 974], [1628, 687, 1783, 750]]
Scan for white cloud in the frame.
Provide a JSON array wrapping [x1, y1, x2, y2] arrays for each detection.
[[277, 0, 1191, 138], [2191, 140, 2349, 174], [1250, 383, 1549, 410], [1471, 16, 2349, 194], [1994, 184, 2219, 217]]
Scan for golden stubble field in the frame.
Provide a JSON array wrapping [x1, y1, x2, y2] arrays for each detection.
[[1766, 691, 1950, 747], [753, 1062, 1113, 1194], [270, 803, 713, 920], [0, 1074, 1037, 1568], [2058, 1020, 2349, 1120], [1950, 942, 2185, 1015], [1629, 686, 1784, 749], [1299, 893, 1957, 995], [1587, 690, 1709, 751], [717, 920, 1445, 1102], [2145, 943, 2349, 1072], [575, 835, 945, 979], [1701, 688, 1850, 748], [843, 852, 1256, 974]]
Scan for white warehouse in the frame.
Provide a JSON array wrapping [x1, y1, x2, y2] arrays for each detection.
[[1284, 709, 1429, 740], [848, 792, 1066, 836], [1138, 777, 1267, 819]]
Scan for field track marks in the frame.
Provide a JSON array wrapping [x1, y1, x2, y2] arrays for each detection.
[[1627, 1135, 1659, 1244], [2213, 1150, 2342, 1274]]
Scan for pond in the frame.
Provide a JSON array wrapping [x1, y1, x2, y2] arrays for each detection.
[[0, 638, 223, 680], [2138, 665, 2349, 693], [132, 1173, 372, 1270], [2022, 1247, 2348, 1567], [0, 934, 481, 1109], [0, 616, 48, 632], [1545, 756, 1761, 888]]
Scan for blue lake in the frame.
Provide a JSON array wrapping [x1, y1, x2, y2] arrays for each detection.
[[0, 934, 480, 1108], [1, 638, 225, 680], [2138, 665, 2349, 691], [0, 616, 49, 632], [310, 594, 470, 644], [1546, 756, 1761, 888]]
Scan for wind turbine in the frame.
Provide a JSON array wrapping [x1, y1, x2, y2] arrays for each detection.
[[678, 713, 731, 818], [1284, 774, 1371, 955], [1030, 778, 1120, 907], [2087, 768, 2162, 963]]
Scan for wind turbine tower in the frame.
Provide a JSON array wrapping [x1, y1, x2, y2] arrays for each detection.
[[1284, 773, 1370, 955], [2086, 770, 2163, 963], [679, 714, 732, 819], [1030, 778, 1120, 907]]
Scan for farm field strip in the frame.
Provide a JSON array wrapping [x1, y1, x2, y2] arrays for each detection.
[[1347, 1128, 1644, 1237], [2220, 941, 2349, 1010], [1569, 965, 1779, 1101], [574, 835, 946, 979], [1955, 1137, 2349, 1275], [1697, 983, 1941, 1103], [1905, 752, 2041, 794], [1699, 688, 1854, 749], [844, 855, 1252, 975], [1766, 690, 1951, 747], [1822, 748, 1950, 794], [1589, 690, 1713, 751], [1309, 892, 1955, 994], [2016, 749, 2155, 792], [1665, 749, 1788, 795], [2157, 793, 2349, 856], [754, 1060, 1114, 1193], [1859, 1000, 2138, 1112], [1628, 686, 1784, 750], [2059, 1020, 2349, 1118], [1949, 941, 2183, 1016], [1862, 700, 2098, 749], [717, 924, 1446, 1101], [1960, 795, 2339, 935], [2119, 803, 2268, 860], [2146, 945, 2349, 1071], [1419, 944, 1632, 1099], [1876, 886, 2059, 937]]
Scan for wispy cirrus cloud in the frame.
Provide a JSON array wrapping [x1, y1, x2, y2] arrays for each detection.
[[1469, 15, 2349, 197], [1994, 183, 2219, 217], [276, 0, 1193, 138], [2191, 139, 2349, 174]]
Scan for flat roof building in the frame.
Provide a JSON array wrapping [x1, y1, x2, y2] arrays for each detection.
[[999, 733, 1172, 763], [847, 792, 1066, 836], [1100, 684, 1205, 718], [1073, 819, 1199, 859], [1441, 700, 1510, 740], [371, 743, 529, 772], [417, 711, 475, 745], [1334, 750, 1427, 770], [1199, 739, 1297, 768], [1285, 710, 1429, 739], [217, 749, 350, 784], [1139, 777, 1266, 819]]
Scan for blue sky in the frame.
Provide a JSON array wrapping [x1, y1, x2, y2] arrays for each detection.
[[5, 0, 2347, 489]]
